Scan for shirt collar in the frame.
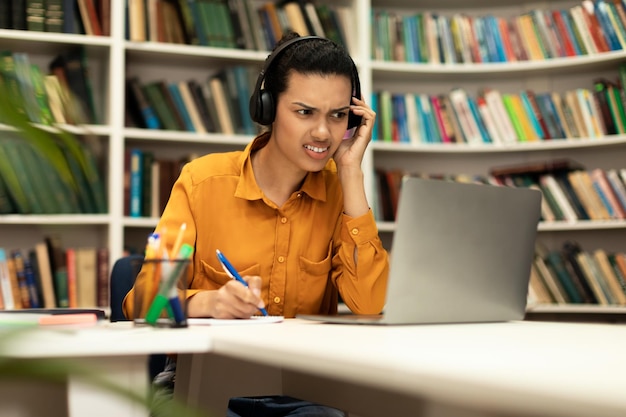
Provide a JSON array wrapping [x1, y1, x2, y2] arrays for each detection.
[[234, 134, 328, 202]]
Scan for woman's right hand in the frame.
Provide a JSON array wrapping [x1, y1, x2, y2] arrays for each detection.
[[188, 276, 265, 319]]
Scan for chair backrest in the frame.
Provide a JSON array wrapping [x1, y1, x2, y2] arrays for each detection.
[[109, 254, 143, 322]]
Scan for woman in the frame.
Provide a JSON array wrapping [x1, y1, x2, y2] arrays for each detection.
[[124, 32, 389, 416]]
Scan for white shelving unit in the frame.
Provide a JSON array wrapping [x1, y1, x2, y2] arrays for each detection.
[[367, 0, 626, 256], [1, 1, 625, 315]]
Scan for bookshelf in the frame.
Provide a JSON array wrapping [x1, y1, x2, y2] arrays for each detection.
[[1, 0, 626, 312], [368, 0, 626, 312]]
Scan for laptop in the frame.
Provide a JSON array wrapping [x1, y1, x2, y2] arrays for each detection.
[[298, 176, 542, 325]]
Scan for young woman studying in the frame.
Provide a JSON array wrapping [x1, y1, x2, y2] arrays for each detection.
[[124, 32, 389, 417]]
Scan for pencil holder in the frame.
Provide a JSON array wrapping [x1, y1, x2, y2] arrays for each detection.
[[132, 258, 189, 328]]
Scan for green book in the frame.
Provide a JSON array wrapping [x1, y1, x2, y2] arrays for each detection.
[[545, 251, 583, 303], [502, 94, 525, 142], [379, 91, 393, 142], [143, 82, 181, 131]]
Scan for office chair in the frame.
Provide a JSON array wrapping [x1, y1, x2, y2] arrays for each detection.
[[109, 254, 166, 380]]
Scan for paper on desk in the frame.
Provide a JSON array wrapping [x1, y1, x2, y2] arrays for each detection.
[[187, 316, 284, 326]]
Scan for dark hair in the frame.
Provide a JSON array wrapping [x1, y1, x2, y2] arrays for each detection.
[[263, 32, 355, 101]]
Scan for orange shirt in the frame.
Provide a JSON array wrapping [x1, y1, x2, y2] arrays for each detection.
[[123, 135, 389, 318]]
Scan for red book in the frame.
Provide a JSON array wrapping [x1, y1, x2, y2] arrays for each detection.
[[497, 17, 516, 61], [580, 3, 610, 52], [552, 10, 577, 57], [77, 0, 103, 36]]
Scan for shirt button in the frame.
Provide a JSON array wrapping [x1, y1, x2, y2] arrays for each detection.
[[297, 193, 301, 198], [351, 228, 359, 235], [273, 296, 281, 304], [281, 217, 287, 223], [278, 256, 285, 263]]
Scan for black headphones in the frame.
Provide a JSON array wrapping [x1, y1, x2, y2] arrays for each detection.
[[249, 35, 362, 129]]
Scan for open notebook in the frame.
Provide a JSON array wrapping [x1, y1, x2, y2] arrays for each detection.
[[298, 177, 542, 325]]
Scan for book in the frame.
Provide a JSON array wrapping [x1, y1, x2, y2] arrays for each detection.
[[45, 235, 69, 308], [129, 148, 143, 218], [185, 80, 214, 133], [34, 242, 57, 308], [65, 247, 78, 308], [142, 81, 180, 130], [96, 247, 109, 307], [208, 75, 235, 134], [177, 80, 206, 133], [545, 250, 584, 303], [561, 241, 598, 303], [593, 249, 626, 304], [577, 251, 612, 304], [75, 247, 97, 308], [533, 253, 568, 303], [0, 249, 16, 309], [126, 77, 161, 129]]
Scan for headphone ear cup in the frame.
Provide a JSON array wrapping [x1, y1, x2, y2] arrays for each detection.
[[347, 99, 362, 130], [258, 89, 275, 125]]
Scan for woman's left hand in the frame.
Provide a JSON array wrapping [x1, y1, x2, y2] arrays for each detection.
[[333, 96, 376, 171]]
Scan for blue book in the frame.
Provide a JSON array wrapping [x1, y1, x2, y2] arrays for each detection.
[[540, 93, 567, 138], [607, 2, 626, 50], [370, 92, 379, 141], [561, 10, 583, 55], [168, 83, 195, 132], [127, 78, 160, 130], [392, 95, 410, 143], [129, 148, 143, 218], [231, 66, 255, 135], [467, 96, 492, 143], [519, 91, 545, 139], [415, 94, 434, 143], [402, 15, 417, 63], [188, 0, 208, 46], [486, 15, 507, 62], [473, 17, 490, 62], [595, 1, 622, 51]]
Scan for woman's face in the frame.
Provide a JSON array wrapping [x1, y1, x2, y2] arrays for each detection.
[[269, 71, 352, 174]]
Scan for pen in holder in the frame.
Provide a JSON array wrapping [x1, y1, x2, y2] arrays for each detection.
[[133, 244, 193, 328]]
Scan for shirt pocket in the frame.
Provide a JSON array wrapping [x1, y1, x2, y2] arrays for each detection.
[[197, 259, 260, 290], [297, 243, 333, 312]]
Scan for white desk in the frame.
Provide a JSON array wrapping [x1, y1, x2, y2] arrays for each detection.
[[0, 322, 212, 417], [176, 319, 626, 417]]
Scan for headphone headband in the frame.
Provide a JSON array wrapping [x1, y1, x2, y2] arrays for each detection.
[[249, 35, 362, 129]]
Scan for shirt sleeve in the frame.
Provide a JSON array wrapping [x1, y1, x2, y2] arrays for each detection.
[[332, 208, 389, 314]]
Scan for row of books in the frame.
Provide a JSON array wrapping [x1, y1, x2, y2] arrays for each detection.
[[126, 65, 257, 135], [372, 65, 626, 145], [372, 0, 626, 64], [529, 242, 626, 305], [0, 238, 109, 311], [0, 0, 109, 36], [124, 148, 196, 218], [126, 0, 351, 52], [373, 162, 626, 223], [0, 47, 99, 126]]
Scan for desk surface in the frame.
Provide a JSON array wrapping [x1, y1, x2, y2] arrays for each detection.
[[0, 321, 212, 358], [199, 319, 626, 417]]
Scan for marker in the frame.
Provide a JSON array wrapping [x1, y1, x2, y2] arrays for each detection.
[[216, 249, 268, 316], [145, 243, 194, 325]]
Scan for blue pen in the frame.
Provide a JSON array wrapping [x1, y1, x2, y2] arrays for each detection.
[[216, 249, 268, 316]]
